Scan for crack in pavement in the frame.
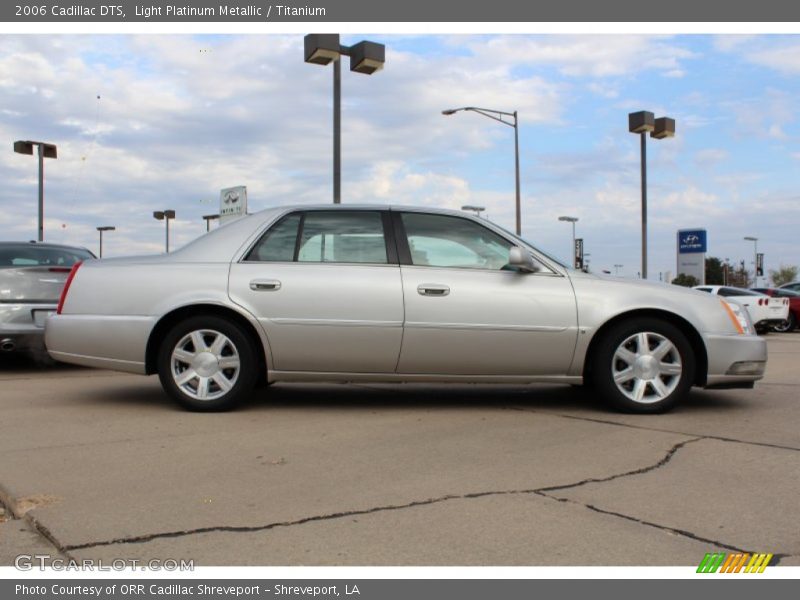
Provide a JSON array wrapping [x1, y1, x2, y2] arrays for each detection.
[[351, 384, 800, 452], [535, 437, 703, 494], [63, 436, 705, 553], [534, 495, 783, 561], [507, 406, 800, 453], [10, 413, 787, 562], [0, 484, 75, 561]]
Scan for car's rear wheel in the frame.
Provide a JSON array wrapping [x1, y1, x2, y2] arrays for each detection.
[[772, 312, 796, 333], [157, 316, 258, 411], [590, 318, 695, 413]]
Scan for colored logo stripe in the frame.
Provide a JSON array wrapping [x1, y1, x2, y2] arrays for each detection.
[[697, 552, 772, 573]]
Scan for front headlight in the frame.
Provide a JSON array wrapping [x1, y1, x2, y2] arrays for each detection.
[[721, 299, 754, 335]]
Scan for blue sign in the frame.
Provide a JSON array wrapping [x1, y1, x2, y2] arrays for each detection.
[[678, 229, 707, 254]]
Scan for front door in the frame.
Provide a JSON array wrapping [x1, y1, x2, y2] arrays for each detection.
[[394, 211, 579, 376]]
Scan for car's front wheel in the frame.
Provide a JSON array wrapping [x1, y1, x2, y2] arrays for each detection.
[[772, 312, 796, 333], [157, 316, 258, 411], [590, 318, 695, 413]]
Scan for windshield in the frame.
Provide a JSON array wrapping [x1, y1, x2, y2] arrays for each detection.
[[0, 245, 94, 268]]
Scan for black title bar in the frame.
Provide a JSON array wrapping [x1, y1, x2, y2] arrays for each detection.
[[3, 0, 800, 22]]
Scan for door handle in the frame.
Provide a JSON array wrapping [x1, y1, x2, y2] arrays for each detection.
[[417, 283, 450, 297], [250, 279, 281, 291]]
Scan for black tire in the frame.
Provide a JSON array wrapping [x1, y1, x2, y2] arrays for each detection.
[[157, 315, 259, 411], [589, 318, 695, 414], [772, 312, 796, 333]]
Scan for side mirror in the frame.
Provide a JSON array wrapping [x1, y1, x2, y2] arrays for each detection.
[[508, 246, 538, 273]]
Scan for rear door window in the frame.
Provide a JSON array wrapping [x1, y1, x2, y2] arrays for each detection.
[[245, 211, 390, 264]]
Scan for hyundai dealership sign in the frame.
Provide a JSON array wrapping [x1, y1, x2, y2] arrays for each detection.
[[678, 229, 707, 254], [677, 228, 707, 284]]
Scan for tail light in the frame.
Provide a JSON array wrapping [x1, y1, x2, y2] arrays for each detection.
[[56, 261, 83, 314], [48, 267, 72, 273]]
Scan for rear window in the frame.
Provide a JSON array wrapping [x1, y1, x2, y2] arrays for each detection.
[[719, 287, 762, 297], [0, 245, 93, 268]]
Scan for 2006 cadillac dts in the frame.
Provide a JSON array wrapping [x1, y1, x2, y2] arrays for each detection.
[[46, 205, 767, 412]]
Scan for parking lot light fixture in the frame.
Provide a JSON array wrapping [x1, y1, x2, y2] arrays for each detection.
[[461, 205, 486, 218], [203, 213, 220, 232], [628, 111, 676, 280], [443, 107, 521, 235], [153, 210, 176, 253], [96, 226, 116, 258], [304, 34, 386, 205], [744, 236, 759, 286], [558, 216, 579, 267], [13, 140, 58, 242]]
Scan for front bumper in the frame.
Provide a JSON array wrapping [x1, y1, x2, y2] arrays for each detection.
[[704, 333, 767, 388]]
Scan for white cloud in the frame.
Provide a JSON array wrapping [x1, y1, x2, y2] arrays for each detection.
[[693, 148, 729, 168], [468, 35, 695, 78], [748, 44, 800, 75]]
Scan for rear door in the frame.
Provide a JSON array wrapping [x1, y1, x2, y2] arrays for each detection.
[[228, 209, 404, 374]]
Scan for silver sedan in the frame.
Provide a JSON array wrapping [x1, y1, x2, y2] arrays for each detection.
[[46, 205, 766, 412], [1, 241, 94, 359]]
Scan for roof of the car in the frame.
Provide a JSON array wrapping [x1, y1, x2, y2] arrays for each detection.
[[256, 204, 477, 216]]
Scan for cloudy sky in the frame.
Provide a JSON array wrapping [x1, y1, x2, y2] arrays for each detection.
[[1, 34, 798, 280]]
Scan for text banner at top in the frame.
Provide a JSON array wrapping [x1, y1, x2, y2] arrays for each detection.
[[4, 0, 800, 23]]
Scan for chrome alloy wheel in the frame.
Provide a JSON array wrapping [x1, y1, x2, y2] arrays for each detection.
[[170, 329, 241, 401], [611, 331, 682, 404]]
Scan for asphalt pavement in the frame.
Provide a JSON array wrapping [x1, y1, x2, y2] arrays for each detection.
[[1, 334, 798, 566]]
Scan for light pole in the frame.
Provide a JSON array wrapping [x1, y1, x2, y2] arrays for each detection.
[[614, 264, 623, 276], [13, 140, 58, 242], [744, 236, 758, 287], [96, 226, 115, 258], [558, 216, 578, 267], [443, 107, 521, 235], [628, 111, 675, 280], [304, 34, 386, 204], [202, 214, 220, 232], [461, 205, 485, 218], [153, 210, 176, 253]]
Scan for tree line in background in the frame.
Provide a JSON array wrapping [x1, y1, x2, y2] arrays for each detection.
[[671, 259, 799, 289]]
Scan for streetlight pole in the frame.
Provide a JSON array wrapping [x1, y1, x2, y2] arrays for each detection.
[[202, 214, 220, 232], [153, 210, 176, 253], [443, 107, 521, 235], [558, 216, 578, 267], [96, 226, 115, 258], [744, 236, 758, 287], [305, 34, 386, 204], [628, 112, 675, 280], [13, 140, 57, 242]]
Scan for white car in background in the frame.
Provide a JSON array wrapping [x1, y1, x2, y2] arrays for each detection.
[[694, 285, 789, 333]]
